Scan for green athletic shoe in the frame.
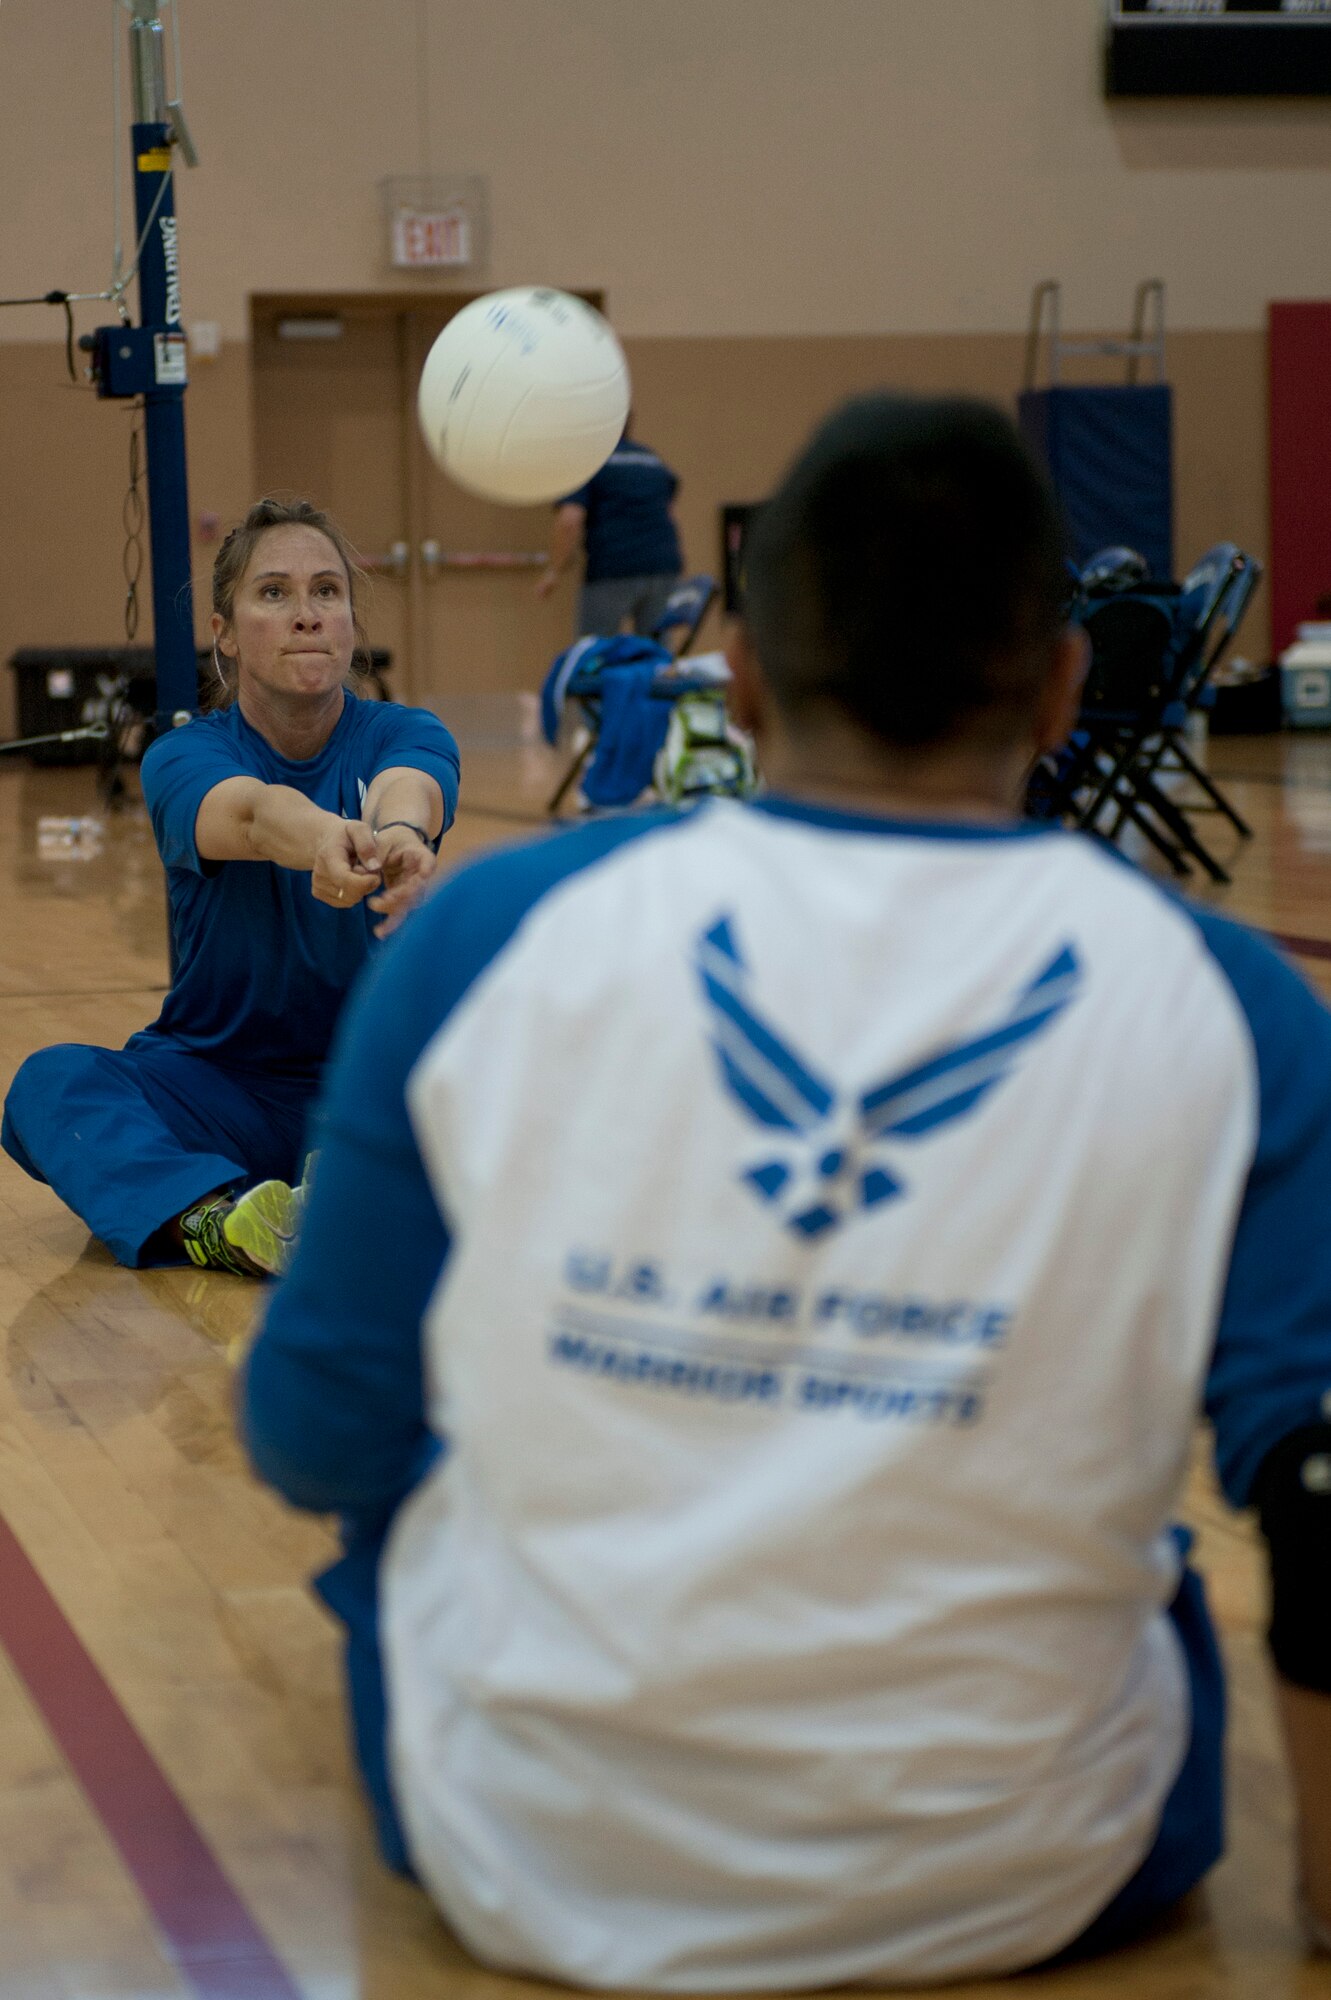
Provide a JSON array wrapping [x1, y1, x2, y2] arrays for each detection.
[[223, 1178, 303, 1277], [178, 1190, 264, 1277], [177, 1180, 298, 1281], [178, 1153, 316, 1279], [226, 1149, 317, 1276]]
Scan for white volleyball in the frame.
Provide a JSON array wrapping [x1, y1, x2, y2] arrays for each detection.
[[417, 288, 631, 505]]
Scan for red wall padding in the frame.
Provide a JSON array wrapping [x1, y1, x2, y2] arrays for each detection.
[[1269, 302, 1331, 657]]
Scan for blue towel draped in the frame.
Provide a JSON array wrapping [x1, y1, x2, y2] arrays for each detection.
[[540, 636, 676, 808]]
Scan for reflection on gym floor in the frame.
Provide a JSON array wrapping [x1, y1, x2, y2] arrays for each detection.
[[0, 732, 1329, 1998]]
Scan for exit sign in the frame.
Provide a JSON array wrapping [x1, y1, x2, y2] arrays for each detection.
[[380, 176, 488, 274], [392, 205, 472, 270]]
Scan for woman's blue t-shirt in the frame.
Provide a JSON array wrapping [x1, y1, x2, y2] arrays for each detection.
[[138, 696, 460, 1081]]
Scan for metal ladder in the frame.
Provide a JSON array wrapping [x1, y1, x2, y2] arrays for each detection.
[[1024, 279, 1166, 390]]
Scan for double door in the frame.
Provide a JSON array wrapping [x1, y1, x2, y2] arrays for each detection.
[[252, 294, 582, 720]]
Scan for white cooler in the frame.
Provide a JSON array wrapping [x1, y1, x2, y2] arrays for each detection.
[[1279, 625, 1331, 728]]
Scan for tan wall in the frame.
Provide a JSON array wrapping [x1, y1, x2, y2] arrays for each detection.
[[0, 0, 1295, 728], [0, 342, 255, 736], [642, 329, 1270, 657], [4, 0, 1331, 344], [0, 326, 1268, 734]]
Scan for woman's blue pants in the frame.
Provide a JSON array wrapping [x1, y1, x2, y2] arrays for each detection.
[[1, 1034, 314, 1267]]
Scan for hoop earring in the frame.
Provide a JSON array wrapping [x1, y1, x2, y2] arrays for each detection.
[[211, 638, 232, 690]]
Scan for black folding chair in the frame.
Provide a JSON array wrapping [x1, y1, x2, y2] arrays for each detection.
[[1070, 592, 1229, 878], [1038, 540, 1264, 882], [1132, 545, 1262, 848], [648, 573, 717, 657]]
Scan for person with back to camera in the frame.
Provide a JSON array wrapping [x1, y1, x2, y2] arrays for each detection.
[[243, 398, 1331, 1987], [2, 497, 460, 1278], [537, 416, 683, 636]]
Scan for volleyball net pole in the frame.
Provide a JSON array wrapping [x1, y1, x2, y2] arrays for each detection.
[[85, 2, 199, 737]]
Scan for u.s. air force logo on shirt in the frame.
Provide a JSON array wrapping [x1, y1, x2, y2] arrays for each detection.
[[695, 917, 1082, 1238]]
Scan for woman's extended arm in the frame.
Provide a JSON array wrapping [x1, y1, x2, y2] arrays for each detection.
[[363, 767, 446, 936], [195, 776, 383, 907]]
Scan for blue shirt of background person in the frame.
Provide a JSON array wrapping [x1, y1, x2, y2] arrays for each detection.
[[559, 438, 682, 582], [538, 426, 686, 641], [141, 695, 459, 1080]]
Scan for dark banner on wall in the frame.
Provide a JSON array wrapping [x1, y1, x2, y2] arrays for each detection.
[[1116, 2, 1331, 12], [1106, 2, 1331, 95]]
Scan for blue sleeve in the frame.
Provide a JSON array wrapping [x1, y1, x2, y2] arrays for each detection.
[[140, 718, 250, 874], [367, 703, 461, 835], [1193, 909, 1331, 1505], [241, 809, 679, 1522]]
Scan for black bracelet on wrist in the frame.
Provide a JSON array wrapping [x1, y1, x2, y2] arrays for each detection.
[[374, 820, 432, 846]]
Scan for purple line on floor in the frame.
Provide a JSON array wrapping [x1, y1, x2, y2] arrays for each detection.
[[0, 1511, 303, 2000]]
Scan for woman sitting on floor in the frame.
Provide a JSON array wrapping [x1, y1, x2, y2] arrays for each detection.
[[1, 496, 459, 1276]]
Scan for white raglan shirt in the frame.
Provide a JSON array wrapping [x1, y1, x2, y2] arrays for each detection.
[[313, 796, 1306, 1990]]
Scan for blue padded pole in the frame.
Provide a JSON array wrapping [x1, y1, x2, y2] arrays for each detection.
[[128, 6, 196, 732]]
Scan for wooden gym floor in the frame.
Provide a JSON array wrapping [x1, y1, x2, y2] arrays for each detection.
[[1, 733, 1330, 2000]]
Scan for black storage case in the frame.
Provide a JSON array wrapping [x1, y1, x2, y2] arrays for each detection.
[[7, 646, 395, 765], [7, 648, 158, 765]]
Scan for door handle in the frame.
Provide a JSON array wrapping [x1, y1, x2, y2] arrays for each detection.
[[362, 540, 410, 578]]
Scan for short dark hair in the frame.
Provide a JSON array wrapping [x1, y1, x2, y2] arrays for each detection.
[[743, 394, 1068, 751]]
